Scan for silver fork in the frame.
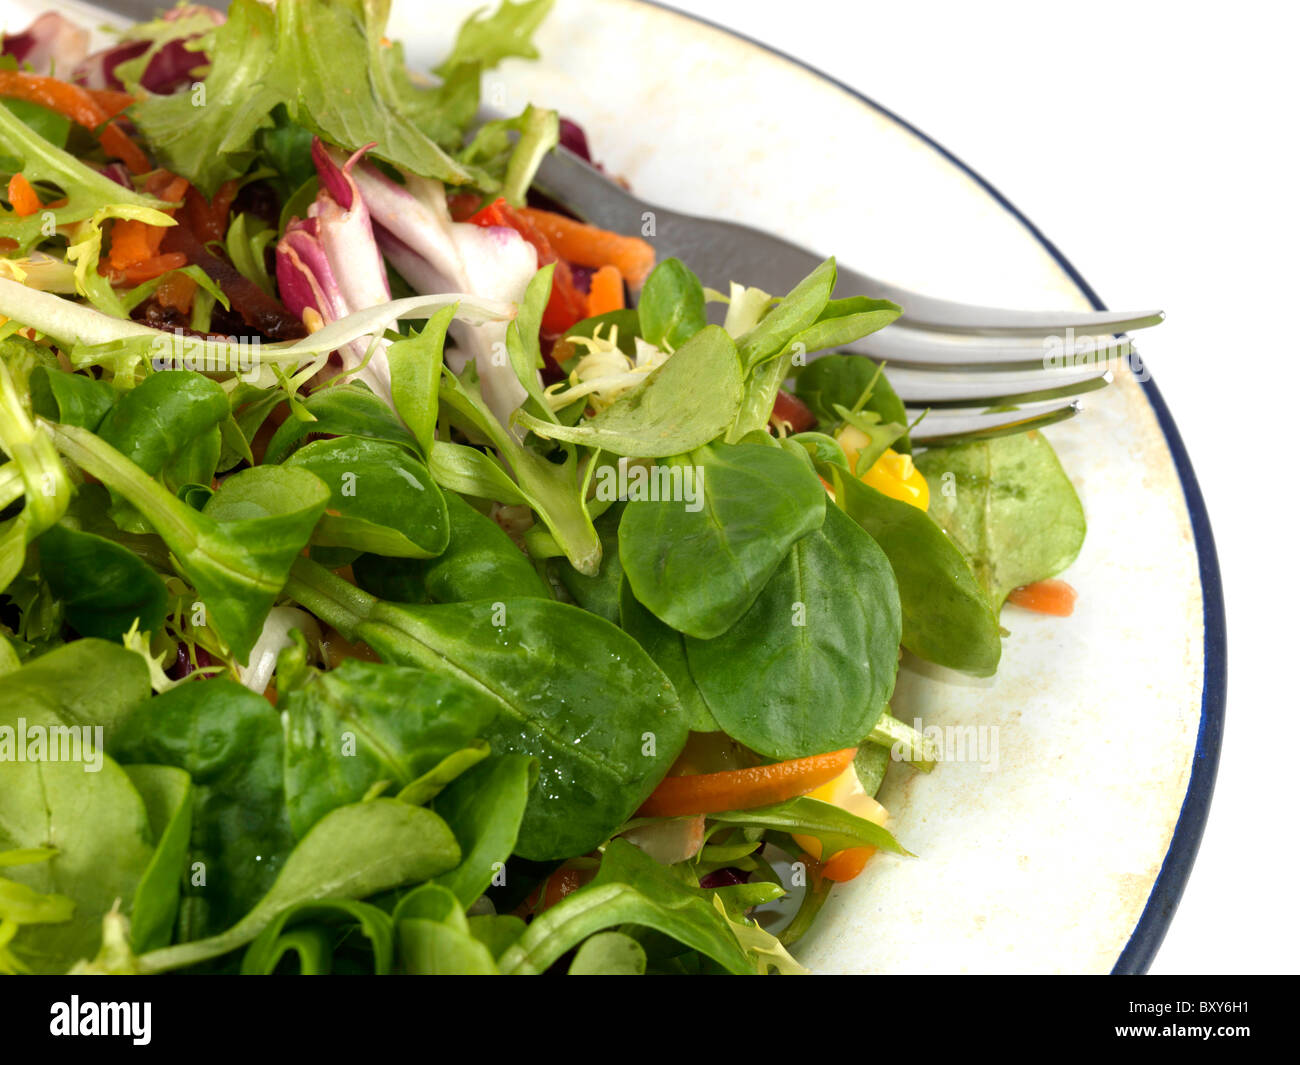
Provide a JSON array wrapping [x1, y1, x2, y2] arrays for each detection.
[[533, 147, 1163, 445]]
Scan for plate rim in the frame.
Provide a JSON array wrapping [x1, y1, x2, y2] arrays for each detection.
[[639, 0, 1227, 974]]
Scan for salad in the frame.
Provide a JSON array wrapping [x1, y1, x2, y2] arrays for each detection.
[[0, 0, 1086, 976]]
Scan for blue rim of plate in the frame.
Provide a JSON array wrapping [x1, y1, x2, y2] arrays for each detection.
[[645, 0, 1227, 974]]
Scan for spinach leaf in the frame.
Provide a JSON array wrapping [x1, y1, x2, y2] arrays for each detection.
[[48, 423, 330, 662], [263, 382, 419, 464], [37, 522, 169, 641], [111, 678, 296, 942], [240, 899, 394, 975], [285, 436, 450, 558], [735, 258, 836, 371], [387, 305, 455, 455], [0, 643, 155, 973], [28, 366, 113, 431], [569, 930, 647, 974], [854, 744, 891, 797], [684, 503, 900, 759], [0, 758, 155, 974], [781, 297, 902, 365], [794, 353, 911, 452], [425, 439, 531, 506], [95, 370, 230, 527], [514, 325, 743, 457], [830, 469, 1001, 675], [352, 491, 550, 604], [280, 658, 500, 837], [552, 501, 624, 624], [431, 754, 536, 908], [619, 441, 826, 639], [637, 258, 707, 351], [121, 765, 194, 954], [137, 799, 460, 973], [497, 838, 756, 975], [915, 430, 1086, 610], [393, 882, 497, 974], [618, 581, 718, 733], [285, 559, 688, 859], [708, 797, 910, 858]]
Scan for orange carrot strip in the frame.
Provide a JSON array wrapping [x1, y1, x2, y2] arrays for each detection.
[[0, 70, 150, 173], [586, 264, 624, 316], [108, 218, 163, 269], [516, 206, 655, 285], [1006, 579, 1077, 617], [7, 173, 42, 217], [85, 87, 136, 119], [820, 846, 876, 882], [154, 271, 198, 313], [112, 253, 187, 284], [637, 748, 858, 818]]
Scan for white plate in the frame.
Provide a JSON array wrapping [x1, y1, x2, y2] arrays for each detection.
[[1, 0, 1224, 975]]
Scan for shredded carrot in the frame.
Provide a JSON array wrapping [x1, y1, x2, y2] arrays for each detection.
[[154, 271, 198, 313], [517, 206, 655, 285], [0, 70, 150, 174], [176, 179, 239, 245], [1006, 578, 1077, 617], [638, 748, 858, 818], [586, 264, 624, 316], [111, 253, 187, 284], [85, 87, 137, 119], [7, 173, 42, 217], [109, 218, 165, 269]]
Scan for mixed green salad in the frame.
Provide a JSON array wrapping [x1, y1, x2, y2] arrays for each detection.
[[0, 0, 1086, 976]]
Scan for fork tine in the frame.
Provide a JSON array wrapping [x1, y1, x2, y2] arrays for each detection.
[[908, 401, 1081, 446], [846, 323, 1134, 371], [885, 366, 1110, 407], [838, 266, 1164, 337]]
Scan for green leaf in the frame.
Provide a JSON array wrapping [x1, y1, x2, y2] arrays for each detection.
[[569, 930, 647, 974], [736, 258, 836, 370], [388, 305, 455, 454], [0, 103, 169, 253], [122, 765, 194, 954], [618, 581, 718, 733], [708, 796, 911, 858], [551, 500, 624, 624], [431, 754, 536, 908], [28, 366, 113, 431], [280, 658, 500, 837], [0, 643, 154, 973], [684, 503, 901, 759], [240, 899, 394, 975], [264, 382, 419, 464], [637, 258, 707, 351], [1, 98, 71, 148], [352, 491, 550, 604], [515, 325, 744, 457], [435, 0, 555, 74], [794, 352, 911, 451], [285, 436, 450, 558], [619, 441, 826, 638], [284, 559, 688, 860], [38, 522, 169, 641], [111, 677, 296, 942], [137, 799, 460, 973], [425, 439, 530, 506], [48, 423, 330, 663], [830, 470, 1001, 675], [497, 839, 756, 975], [915, 431, 1086, 610]]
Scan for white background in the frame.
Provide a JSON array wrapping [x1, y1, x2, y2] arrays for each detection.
[[668, 0, 1298, 975]]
